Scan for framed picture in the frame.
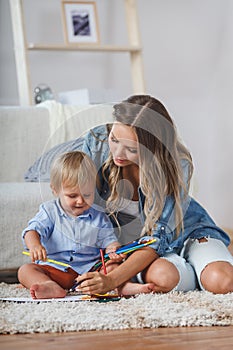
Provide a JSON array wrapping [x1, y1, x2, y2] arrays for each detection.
[[62, 1, 100, 44]]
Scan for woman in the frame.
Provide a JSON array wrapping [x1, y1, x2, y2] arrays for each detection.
[[75, 95, 233, 295]]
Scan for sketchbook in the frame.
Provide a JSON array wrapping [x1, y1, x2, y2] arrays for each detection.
[[0, 295, 97, 302], [0, 293, 121, 303]]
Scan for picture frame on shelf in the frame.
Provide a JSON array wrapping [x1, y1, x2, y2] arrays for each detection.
[[62, 1, 100, 45]]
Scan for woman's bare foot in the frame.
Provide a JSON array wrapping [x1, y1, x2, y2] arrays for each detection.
[[30, 280, 66, 299], [118, 282, 155, 296]]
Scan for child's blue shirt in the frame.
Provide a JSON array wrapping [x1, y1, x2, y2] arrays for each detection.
[[22, 198, 117, 274]]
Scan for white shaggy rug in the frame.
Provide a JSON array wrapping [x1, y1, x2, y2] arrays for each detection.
[[1, 283, 233, 334]]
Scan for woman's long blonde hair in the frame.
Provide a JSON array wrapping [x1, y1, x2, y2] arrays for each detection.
[[103, 95, 193, 236]]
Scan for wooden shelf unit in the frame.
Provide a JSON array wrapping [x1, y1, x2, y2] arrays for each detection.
[[10, 0, 145, 105], [27, 44, 142, 52]]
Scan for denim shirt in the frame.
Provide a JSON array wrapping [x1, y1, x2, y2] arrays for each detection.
[[82, 125, 230, 257]]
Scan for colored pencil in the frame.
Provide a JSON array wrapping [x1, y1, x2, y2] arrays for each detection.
[[113, 238, 157, 255], [100, 248, 107, 275], [104, 238, 157, 257], [22, 251, 71, 267], [69, 280, 81, 292], [90, 238, 157, 271], [70, 248, 107, 292]]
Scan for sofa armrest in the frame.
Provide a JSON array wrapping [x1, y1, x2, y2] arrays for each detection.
[[0, 182, 53, 270], [0, 106, 50, 182]]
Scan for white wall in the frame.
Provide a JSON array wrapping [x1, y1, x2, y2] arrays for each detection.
[[0, 0, 233, 229]]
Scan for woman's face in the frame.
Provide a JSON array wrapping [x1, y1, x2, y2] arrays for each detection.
[[108, 122, 139, 167]]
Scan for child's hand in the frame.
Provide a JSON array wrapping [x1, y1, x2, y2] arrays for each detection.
[[107, 251, 124, 262], [105, 243, 125, 262], [24, 230, 47, 263], [29, 245, 47, 262]]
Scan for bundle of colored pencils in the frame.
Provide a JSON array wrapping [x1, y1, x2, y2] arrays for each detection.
[[90, 237, 157, 272]]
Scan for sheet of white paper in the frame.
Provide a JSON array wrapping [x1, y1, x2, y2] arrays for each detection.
[[0, 295, 98, 302]]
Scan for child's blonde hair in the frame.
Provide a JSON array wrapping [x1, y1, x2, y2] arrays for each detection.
[[50, 151, 97, 192]]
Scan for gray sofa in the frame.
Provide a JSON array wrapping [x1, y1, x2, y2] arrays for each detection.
[[0, 101, 113, 281]]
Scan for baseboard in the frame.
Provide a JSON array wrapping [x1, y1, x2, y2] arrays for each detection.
[[0, 268, 19, 284]]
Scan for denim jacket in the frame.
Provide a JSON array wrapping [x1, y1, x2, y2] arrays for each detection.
[[82, 125, 230, 256]]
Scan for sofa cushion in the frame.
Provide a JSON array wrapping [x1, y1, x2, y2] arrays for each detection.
[[24, 102, 114, 182], [24, 137, 84, 182], [0, 106, 50, 182], [37, 100, 114, 149], [0, 101, 114, 182]]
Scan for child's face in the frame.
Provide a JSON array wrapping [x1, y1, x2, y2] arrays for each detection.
[[58, 182, 95, 217]]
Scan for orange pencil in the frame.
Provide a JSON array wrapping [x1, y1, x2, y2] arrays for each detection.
[[100, 249, 107, 275]]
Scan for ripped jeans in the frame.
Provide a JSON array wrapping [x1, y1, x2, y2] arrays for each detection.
[[160, 237, 233, 291]]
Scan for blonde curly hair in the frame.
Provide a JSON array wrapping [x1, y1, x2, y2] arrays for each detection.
[[51, 151, 97, 192]]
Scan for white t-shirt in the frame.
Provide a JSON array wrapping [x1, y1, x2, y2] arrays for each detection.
[[114, 198, 143, 244]]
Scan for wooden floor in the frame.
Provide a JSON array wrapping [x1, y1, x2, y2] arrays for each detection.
[[1, 231, 233, 350], [1, 326, 233, 350]]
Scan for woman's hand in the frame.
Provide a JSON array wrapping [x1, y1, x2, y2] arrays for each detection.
[[75, 247, 158, 295], [75, 272, 116, 295]]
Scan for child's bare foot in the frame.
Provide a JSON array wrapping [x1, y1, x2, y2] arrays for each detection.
[[30, 281, 66, 299], [119, 282, 155, 296]]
